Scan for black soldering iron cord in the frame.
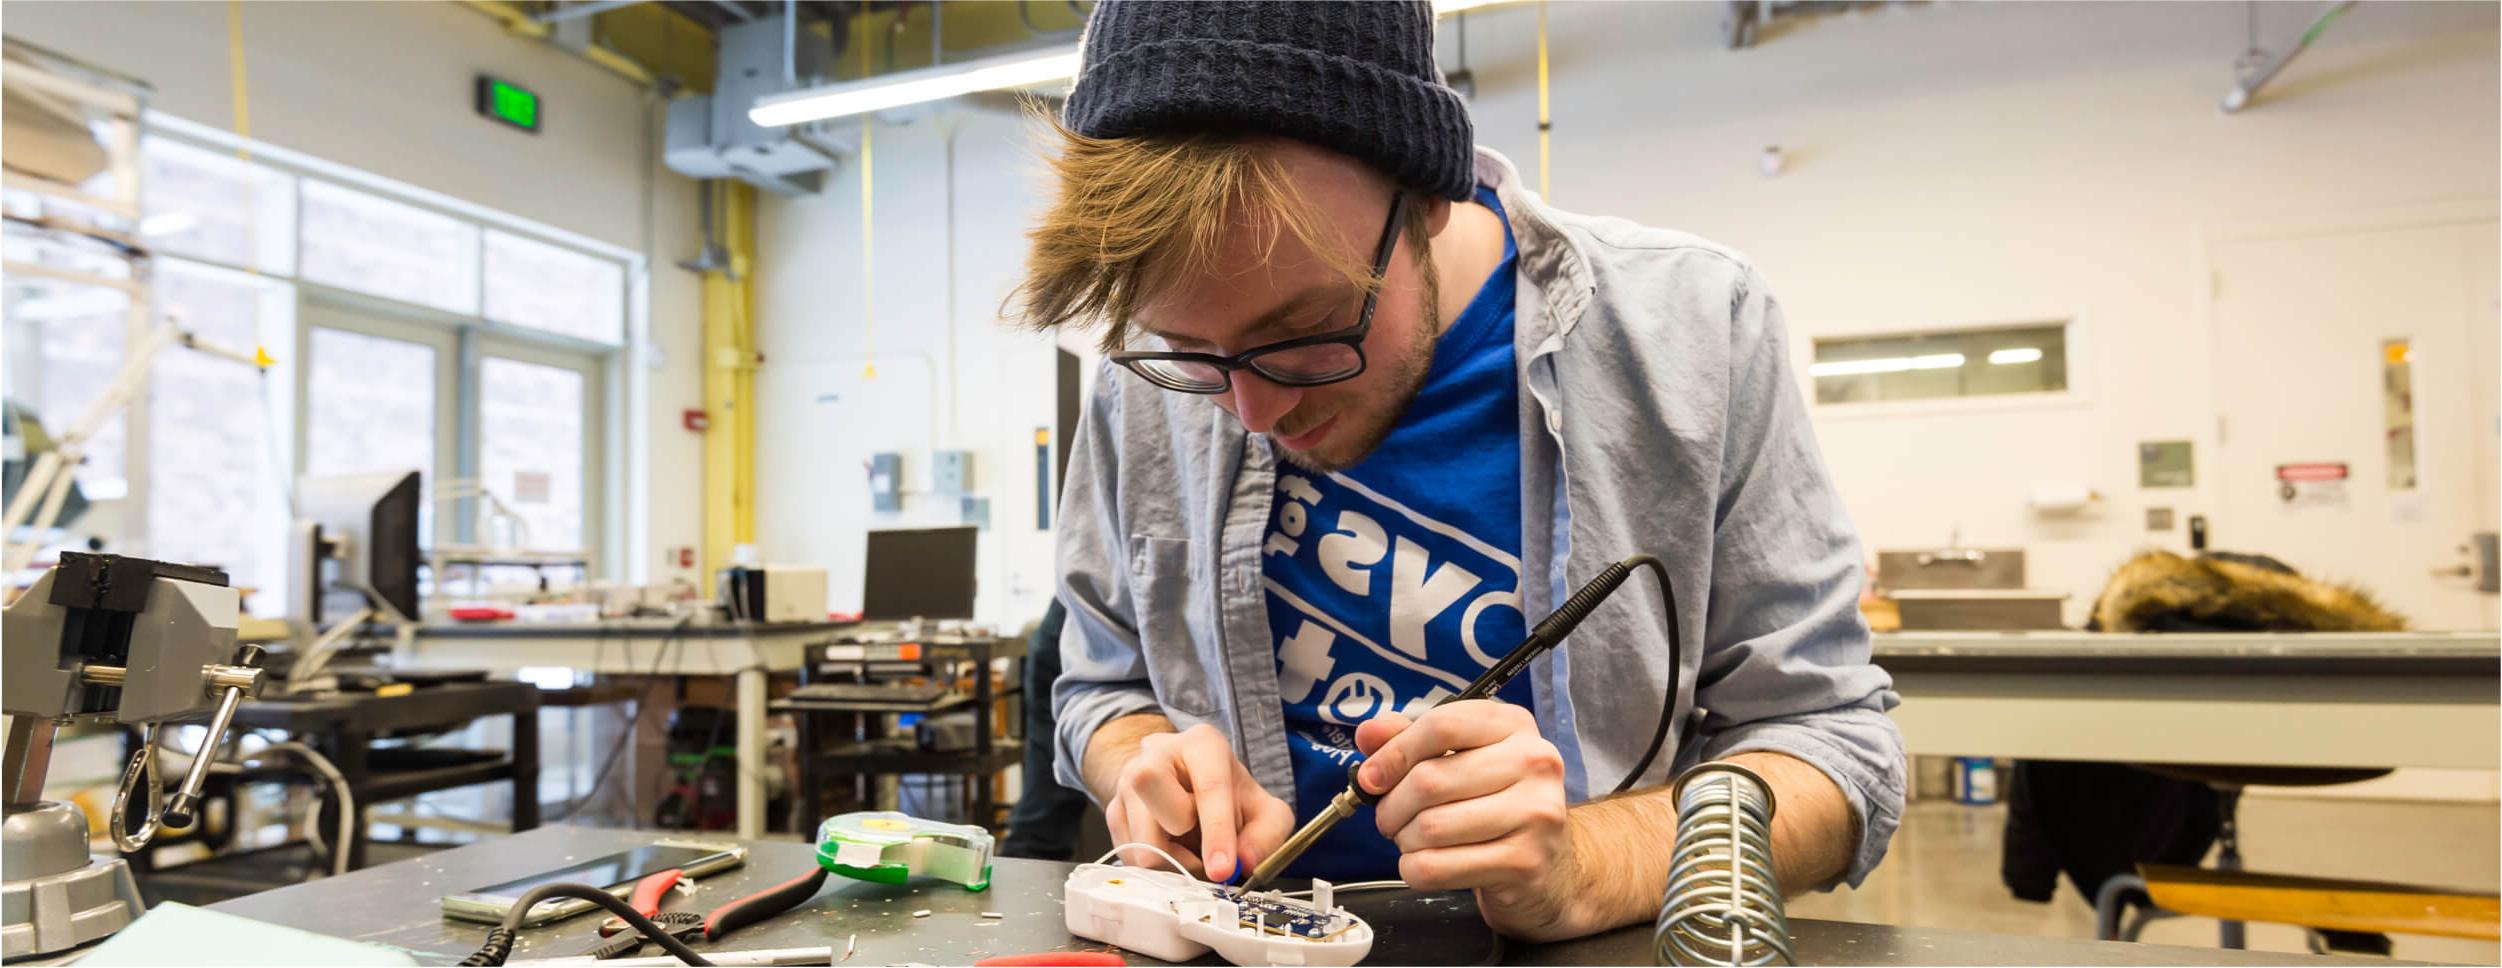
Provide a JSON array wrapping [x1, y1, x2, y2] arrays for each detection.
[[458, 882, 714, 967], [1511, 553, 1683, 796]]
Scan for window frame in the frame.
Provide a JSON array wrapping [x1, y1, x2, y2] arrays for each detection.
[[11, 111, 653, 596], [1802, 315, 2095, 421]]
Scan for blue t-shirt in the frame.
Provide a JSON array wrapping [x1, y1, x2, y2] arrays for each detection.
[[1258, 186, 1524, 881]]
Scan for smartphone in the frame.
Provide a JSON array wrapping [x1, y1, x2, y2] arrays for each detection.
[[439, 839, 746, 926]]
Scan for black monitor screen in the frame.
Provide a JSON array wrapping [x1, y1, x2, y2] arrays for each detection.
[[861, 527, 977, 621]]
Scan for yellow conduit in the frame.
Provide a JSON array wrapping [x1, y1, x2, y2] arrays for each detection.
[[701, 181, 759, 576]]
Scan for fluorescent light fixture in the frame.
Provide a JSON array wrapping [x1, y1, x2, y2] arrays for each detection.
[[1987, 347, 2044, 365], [1433, 0, 1519, 14], [1809, 353, 1966, 378], [750, 48, 1082, 128]]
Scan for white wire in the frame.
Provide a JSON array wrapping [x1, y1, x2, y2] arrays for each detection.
[[1094, 842, 1198, 880], [1280, 880, 1407, 898], [251, 741, 356, 878]]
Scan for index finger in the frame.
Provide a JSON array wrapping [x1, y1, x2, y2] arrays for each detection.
[[1358, 700, 1531, 795], [1178, 735, 1242, 881]]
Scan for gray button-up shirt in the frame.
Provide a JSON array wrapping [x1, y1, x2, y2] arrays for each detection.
[[1050, 147, 1906, 886]]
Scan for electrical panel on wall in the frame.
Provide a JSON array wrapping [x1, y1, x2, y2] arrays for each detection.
[[930, 450, 973, 497], [870, 452, 902, 512]]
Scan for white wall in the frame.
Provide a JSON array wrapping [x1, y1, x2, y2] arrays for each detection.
[[753, 1, 2497, 629], [755, 107, 1063, 627], [1441, 0, 2497, 622], [4, 1, 710, 587]]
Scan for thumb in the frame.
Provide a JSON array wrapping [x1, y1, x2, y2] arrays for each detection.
[[1353, 711, 1412, 757]]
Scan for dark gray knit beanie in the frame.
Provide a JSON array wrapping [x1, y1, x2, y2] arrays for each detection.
[[1064, 0, 1476, 202]]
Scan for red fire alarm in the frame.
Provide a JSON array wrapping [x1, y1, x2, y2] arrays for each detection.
[[683, 409, 710, 432], [675, 547, 696, 568]]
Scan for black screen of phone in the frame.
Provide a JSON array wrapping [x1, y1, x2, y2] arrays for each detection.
[[468, 845, 721, 899]]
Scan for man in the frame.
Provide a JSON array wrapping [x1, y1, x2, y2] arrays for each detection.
[[1017, 0, 1904, 941]]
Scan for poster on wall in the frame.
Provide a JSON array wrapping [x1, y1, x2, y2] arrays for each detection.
[[2275, 462, 2349, 507]]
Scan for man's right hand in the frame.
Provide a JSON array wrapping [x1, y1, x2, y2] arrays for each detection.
[[1087, 716, 1293, 882]]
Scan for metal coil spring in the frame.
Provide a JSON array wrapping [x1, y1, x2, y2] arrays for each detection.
[[1656, 762, 1794, 967]]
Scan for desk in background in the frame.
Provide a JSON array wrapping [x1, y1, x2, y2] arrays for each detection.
[[1876, 630, 2500, 770], [398, 619, 853, 837], [206, 824, 2394, 966]]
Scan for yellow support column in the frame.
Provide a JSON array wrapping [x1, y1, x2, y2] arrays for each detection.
[[701, 181, 758, 576]]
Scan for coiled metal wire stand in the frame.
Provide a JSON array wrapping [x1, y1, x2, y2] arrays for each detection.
[[1656, 762, 1794, 966]]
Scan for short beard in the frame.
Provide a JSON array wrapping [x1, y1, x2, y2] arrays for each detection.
[[1276, 263, 1443, 474]]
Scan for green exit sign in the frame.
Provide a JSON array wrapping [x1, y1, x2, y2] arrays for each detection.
[[475, 76, 540, 133]]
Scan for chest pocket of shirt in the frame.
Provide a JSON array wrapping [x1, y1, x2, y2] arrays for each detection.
[[1129, 534, 1219, 720]]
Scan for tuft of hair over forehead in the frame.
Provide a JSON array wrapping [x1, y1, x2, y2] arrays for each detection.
[[1007, 106, 1411, 353]]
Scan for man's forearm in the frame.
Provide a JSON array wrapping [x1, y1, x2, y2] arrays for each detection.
[[1080, 711, 1175, 803], [1561, 751, 1857, 933]]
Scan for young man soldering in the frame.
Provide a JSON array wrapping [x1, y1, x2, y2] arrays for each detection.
[[1019, 0, 1905, 941]]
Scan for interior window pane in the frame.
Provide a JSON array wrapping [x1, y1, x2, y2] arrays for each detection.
[[1812, 323, 2069, 405], [483, 231, 624, 345], [3, 278, 131, 499], [139, 138, 296, 273], [306, 327, 437, 539], [478, 357, 585, 554], [148, 260, 290, 614], [299, 180, 479, 314]]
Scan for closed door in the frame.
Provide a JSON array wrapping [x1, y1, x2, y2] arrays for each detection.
[[2211, 216, 2498, 631]]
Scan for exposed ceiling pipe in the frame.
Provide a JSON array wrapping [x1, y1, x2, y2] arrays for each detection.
[[2220, 1, 2355, 113], [465, 0, 657, 86], [534, 0, 652, 24]]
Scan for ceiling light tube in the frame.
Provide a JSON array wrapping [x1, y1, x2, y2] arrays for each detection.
[[1808, 353, 1966, 378], [1988, 347, 2043, 365], [750, 48, 1082, 128]]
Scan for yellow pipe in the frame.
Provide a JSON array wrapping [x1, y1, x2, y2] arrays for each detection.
[[701, 181, 759, 575]]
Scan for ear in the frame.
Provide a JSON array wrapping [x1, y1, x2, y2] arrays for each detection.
[[1418, 194, 1455, 241]]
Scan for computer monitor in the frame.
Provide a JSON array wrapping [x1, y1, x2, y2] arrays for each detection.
[[290, 471, 422, 623], [861, 526, 977, 621]]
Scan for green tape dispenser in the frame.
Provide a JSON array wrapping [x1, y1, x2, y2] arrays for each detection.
[[815, 811, 994, 891]]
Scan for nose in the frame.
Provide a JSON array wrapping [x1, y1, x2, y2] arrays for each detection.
[[1223, 373, 1303, 435]]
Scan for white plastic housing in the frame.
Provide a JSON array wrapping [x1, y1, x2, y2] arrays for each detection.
[[1062, 864, 1373, 967]]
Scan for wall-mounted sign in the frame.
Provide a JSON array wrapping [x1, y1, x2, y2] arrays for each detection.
[[2138, 440, 2194, 488], [476, 75, 541, 133], [2276, 462, 2348, 507]]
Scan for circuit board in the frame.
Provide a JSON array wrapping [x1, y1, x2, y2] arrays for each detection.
[[1208, 886, 1360, 940]]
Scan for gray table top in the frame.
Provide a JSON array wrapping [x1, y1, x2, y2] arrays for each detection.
[[204, 826, 2390, 966]]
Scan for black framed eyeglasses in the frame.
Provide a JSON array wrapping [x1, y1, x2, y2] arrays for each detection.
[[1111, 192, 1408, 395]]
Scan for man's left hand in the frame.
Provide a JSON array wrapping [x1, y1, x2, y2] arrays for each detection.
[[1353, 700, 1595, 940]]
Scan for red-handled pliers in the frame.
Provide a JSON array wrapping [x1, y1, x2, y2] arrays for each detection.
[[597, 869, 686, 937], [582, 866, 833, 960]]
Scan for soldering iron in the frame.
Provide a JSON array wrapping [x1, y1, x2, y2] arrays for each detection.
[[1241, 553, 1683, 890]]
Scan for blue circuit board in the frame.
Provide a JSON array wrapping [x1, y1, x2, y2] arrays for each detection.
[[1208, 885, 1358, 940]]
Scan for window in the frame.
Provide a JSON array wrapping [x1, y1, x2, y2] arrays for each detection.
[[3, 281, 130, 497], [478, 356, 588, 553], [1811, 322, 2069, 405], [300, 180, 480, 314], [146, 260, 290, 595], [139, 138, 295, 273], [6, 123, 629, 613], [484, 230, 624, 344], [306, 326, 440, 538]]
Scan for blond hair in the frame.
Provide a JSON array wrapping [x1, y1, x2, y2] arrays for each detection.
[[1008, 109, 1429, 352]]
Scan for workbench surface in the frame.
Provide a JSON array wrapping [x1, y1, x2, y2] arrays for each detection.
[[203, 826, 2392, 966]]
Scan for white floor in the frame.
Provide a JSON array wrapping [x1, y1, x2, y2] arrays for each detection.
[[1791, 796, 2501, 965]]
